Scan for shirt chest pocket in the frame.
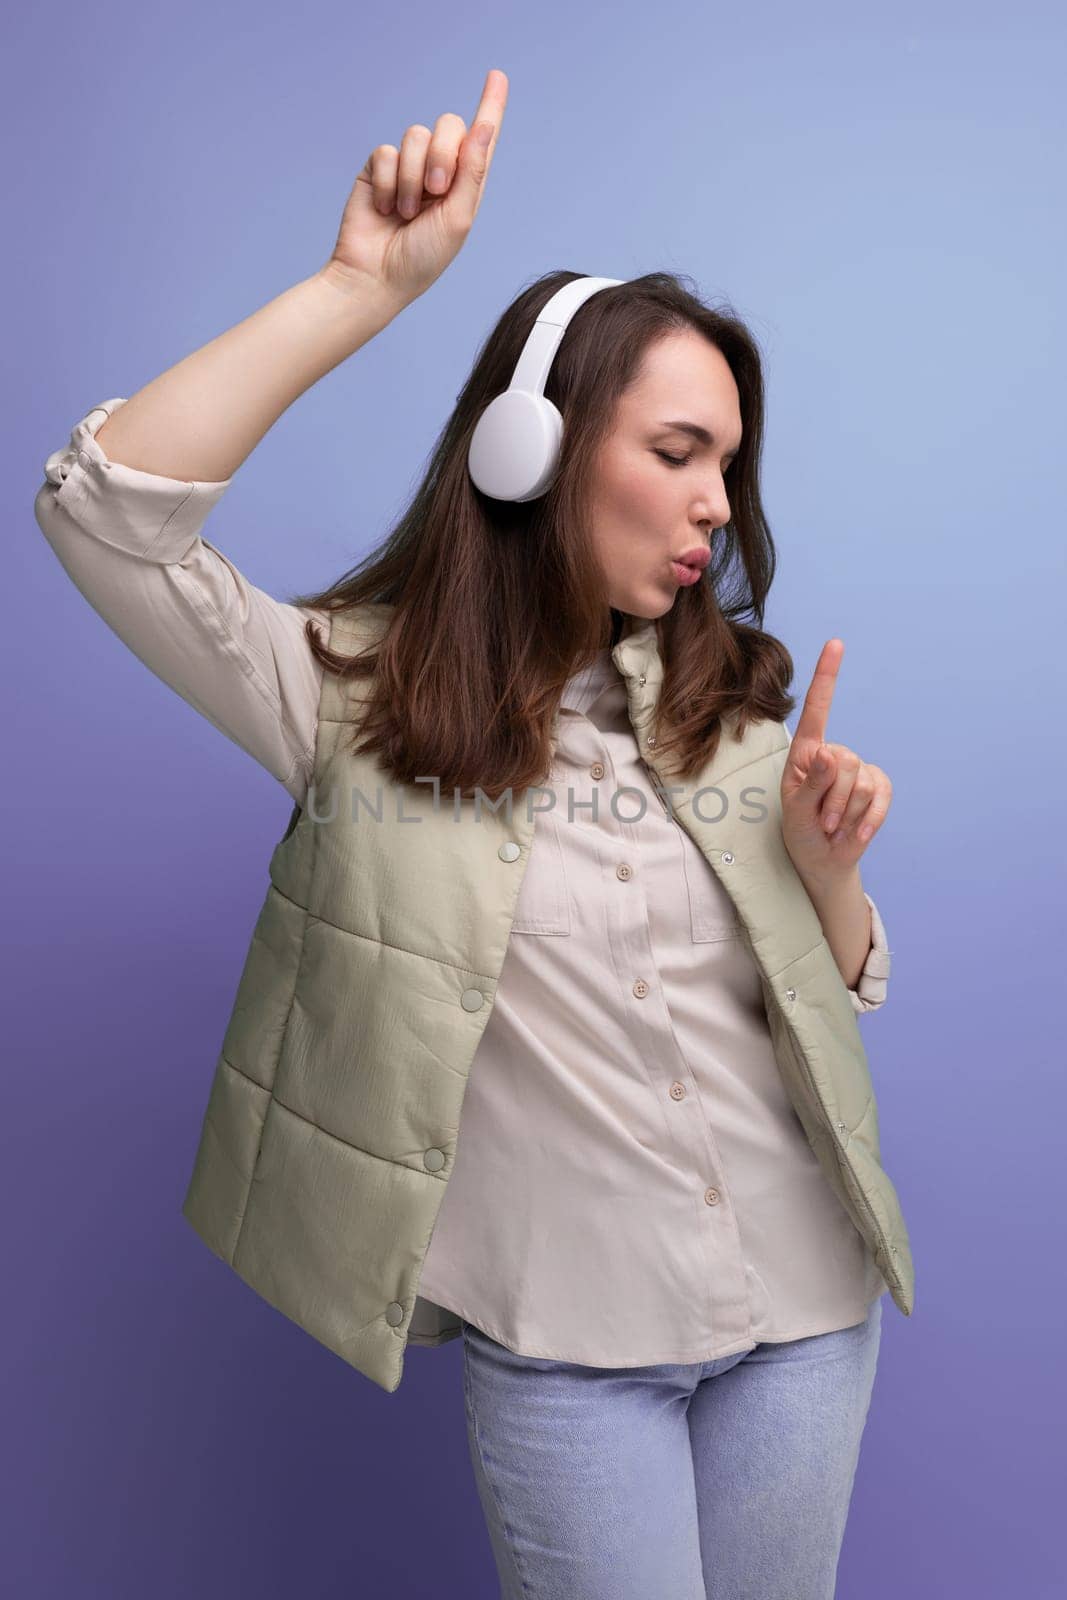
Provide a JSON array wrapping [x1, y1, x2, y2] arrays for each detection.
[[509, 810, 571, 935], [683, 842, 743, 942]]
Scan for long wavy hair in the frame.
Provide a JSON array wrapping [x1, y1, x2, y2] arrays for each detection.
[[285, 268, 797, 802]]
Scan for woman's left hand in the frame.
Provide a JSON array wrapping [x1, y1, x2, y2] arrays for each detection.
[[780, 639, 893, 883]]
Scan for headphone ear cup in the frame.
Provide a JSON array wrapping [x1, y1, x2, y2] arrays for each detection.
[[467, 390, 564, 502]]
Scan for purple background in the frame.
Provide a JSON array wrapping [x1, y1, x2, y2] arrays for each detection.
[[7, 2, 1065, 1595]]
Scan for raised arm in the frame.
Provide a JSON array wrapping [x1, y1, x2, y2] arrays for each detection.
[[87, 64, 509, 482], [34, 70, 508, 801], [92, 271, 405, 483]]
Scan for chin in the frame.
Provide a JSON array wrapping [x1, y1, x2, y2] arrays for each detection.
[[605, 577, 679, 620], [620, 591, 675, 621]]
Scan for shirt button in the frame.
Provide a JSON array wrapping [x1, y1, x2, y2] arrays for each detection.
[[498, 841, 521, 862], [632, 978, 649, 998], [704, 1187, 721, 1205], [669, 1081, 686, 1101], [616, 862, 633, 880], [590, 761, 605, 779]]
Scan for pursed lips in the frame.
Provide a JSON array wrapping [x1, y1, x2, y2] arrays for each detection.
[[673, 546, 711, 569]]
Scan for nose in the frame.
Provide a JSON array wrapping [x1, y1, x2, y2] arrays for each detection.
[[695, 479, 730, 529]]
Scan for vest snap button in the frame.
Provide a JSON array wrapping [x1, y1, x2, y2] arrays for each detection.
[[460, 988, 485, 1011], [721, 851, 734, 864], [423, 1148, 446, 1171], [385, 1301, 404, 1326], [638, 674, 646, 685], [498, 841, 521, 862], [646, 735, 656, 747], [785, 986, 797, 1001]]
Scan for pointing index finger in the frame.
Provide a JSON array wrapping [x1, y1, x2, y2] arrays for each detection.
[[470, 67, 509, 148], [793, 638, 843, 749]]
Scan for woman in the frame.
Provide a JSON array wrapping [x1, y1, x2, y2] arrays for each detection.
[[35, 66, 913, 1600]]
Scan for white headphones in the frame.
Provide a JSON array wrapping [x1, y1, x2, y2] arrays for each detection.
[[466, 275, 627, 502]]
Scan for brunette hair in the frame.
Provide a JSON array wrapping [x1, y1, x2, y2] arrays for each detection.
[[285, 268, 796, 802]]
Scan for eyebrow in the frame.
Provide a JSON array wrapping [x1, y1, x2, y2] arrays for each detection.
[[657, 419, 741, 456]]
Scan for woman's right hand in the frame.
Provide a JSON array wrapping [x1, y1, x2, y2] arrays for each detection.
[[320, 68, 508, 307]]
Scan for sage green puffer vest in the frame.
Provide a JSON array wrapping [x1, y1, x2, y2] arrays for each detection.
[[181, 602, 915, 1394]]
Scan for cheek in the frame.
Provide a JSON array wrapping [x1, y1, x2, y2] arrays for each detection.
[[600, 462, 667, 533], [588, 453, 675, 588]]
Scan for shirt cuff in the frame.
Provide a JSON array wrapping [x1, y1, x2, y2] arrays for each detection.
[[41, 398, 233, 564], [848, 891, 892, 1015]]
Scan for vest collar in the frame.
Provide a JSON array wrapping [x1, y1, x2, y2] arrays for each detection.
[[610, 615, 662, 691], [559, 617, 662, 715]]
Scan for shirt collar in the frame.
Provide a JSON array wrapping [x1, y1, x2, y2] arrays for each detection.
[[560, 648, 619, 714]]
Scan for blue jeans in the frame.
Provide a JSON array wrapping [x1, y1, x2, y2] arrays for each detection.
[[460, 1296, 882, 1600]]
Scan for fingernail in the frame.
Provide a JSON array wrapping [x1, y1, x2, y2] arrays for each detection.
[[823, 812, 840, 832], [428, 166, 446, 191]]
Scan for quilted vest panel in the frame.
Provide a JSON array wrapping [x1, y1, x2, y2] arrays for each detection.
[[181, 603, 915, 1394]]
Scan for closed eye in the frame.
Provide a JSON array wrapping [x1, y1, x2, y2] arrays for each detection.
[[655, 448, 735, 472]]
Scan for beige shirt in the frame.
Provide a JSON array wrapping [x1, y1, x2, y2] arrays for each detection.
[[36, 398, 890, 1364]]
